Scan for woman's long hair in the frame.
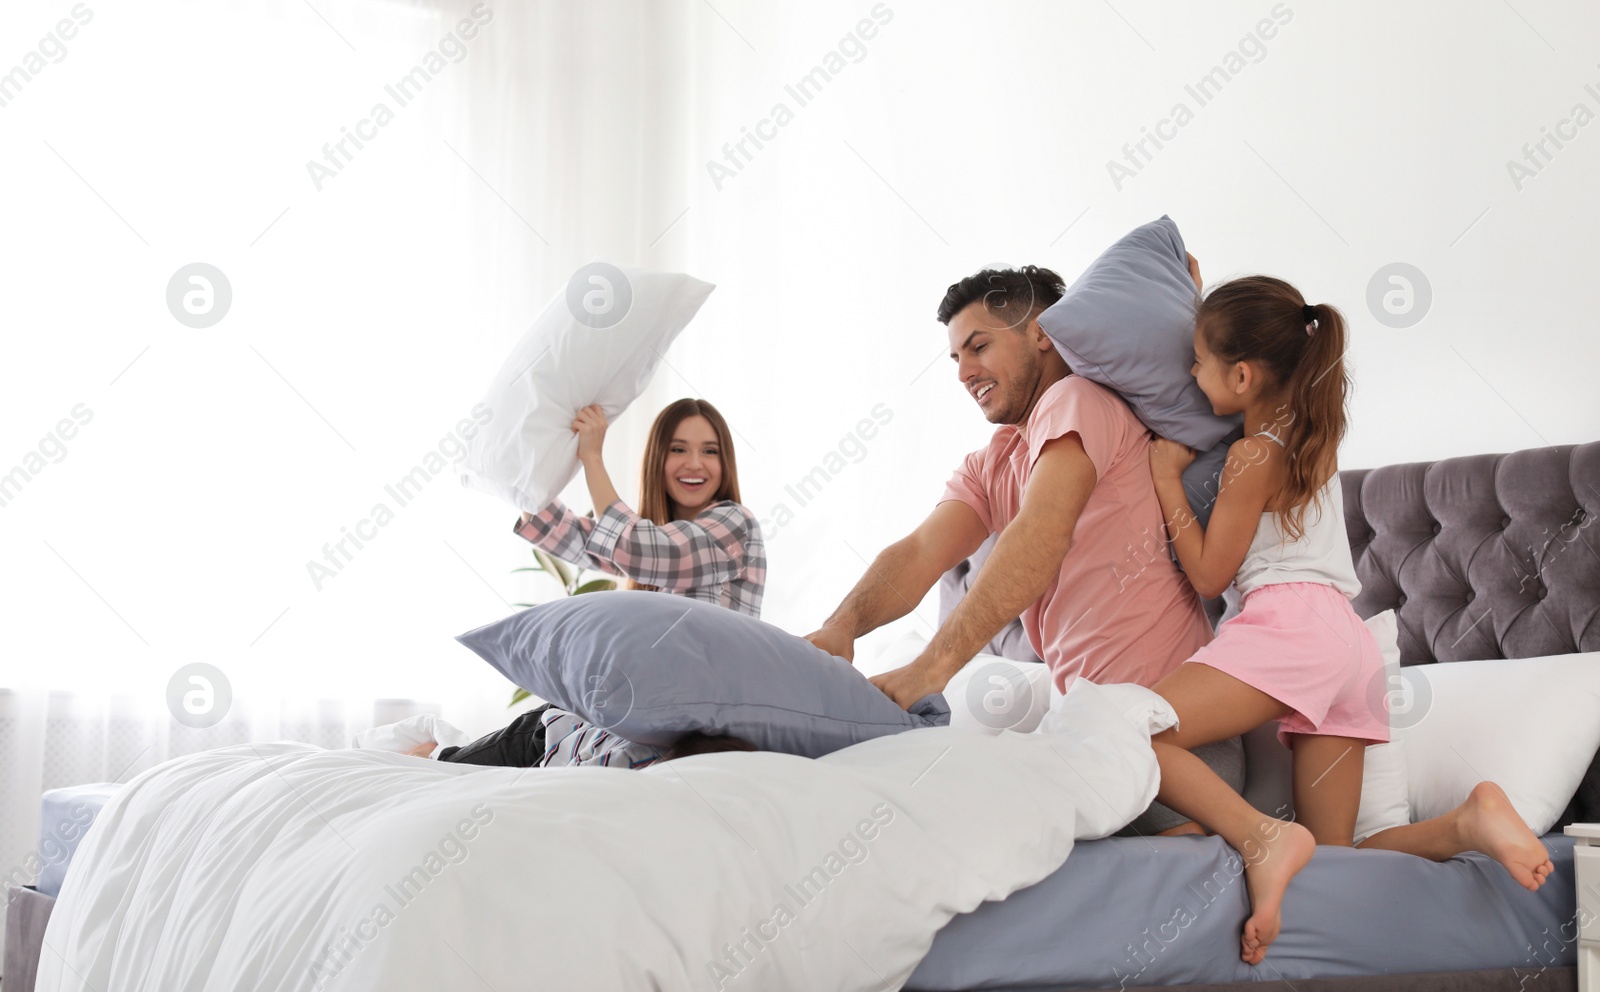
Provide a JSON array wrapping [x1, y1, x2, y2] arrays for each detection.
[[628, 398, 742, 591], [1197, 276, 1348, 543]]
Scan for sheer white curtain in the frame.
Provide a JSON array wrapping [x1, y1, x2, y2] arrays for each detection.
[[0, 0, 572, 940], [448, 0, 1004, 640], [442, 0, 992, 642]]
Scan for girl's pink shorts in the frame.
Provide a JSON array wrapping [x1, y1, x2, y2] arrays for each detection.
[[1185, 581, 1390, 748]]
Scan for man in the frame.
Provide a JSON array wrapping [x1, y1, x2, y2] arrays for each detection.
[[806, 262, 1213, 706]]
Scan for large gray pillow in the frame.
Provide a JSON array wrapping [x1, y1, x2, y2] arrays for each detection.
[[456, 592, 948, 758], [1178, 428, 1242, 530], [1039, 215, 1241, 452]]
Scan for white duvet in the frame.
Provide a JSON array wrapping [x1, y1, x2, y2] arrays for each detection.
[[38, 681, 1171, 992]]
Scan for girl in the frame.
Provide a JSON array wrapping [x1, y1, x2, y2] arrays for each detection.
[[428, 397, 766, 768], [1146, 276, 1552, 966]]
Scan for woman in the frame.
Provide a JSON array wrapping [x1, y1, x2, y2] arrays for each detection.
[[514, 397, 764, 616], [430, 397, 766, 767]]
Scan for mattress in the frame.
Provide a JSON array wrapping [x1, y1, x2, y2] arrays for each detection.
[[909, 832, 1578, 989], [36, 783, 118, 899]]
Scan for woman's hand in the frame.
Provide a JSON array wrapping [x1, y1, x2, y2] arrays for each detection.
[[572, 405, 608, 465], [1149, 436, 1197, 481], [1186, 252, 1203, 293], [573, 405, 622, 515]]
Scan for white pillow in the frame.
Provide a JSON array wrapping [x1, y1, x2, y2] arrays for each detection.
[[1038, 678, 1180, 740], [1353, 610, 1410, 841], [865, 630, 931, 675], [1393, 651, 1600, 834], [1354, 739, 1408, 842], [456, 262, 715, 512], [1239, 609, 1411, 842], [869, 632, 1054, 735], [944, 653, 1053, 735]]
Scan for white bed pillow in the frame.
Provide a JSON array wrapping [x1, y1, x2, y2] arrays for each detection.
[[874, 633, 1055, 736], [1352, 610, 1410, 841], [1239, 609, 1410, 842], [942, 652, 1053, 736], [1353, 740, 1409, 843], [1038, 678, 1180, 740], [456, 262, 714, 512], [946, 657, 1052, 735], [1393, 651, 1600, 834], [862, 629, 931, 676]]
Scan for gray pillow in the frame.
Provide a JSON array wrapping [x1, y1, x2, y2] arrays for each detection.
[[456, 592, 948, 758], [1178, 428, 1243, 530], [1039, 215, 1241, 452]]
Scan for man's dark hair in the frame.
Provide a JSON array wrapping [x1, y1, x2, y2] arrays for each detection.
[[936, 265, 1066, 328], [661, 731, 759, 761]]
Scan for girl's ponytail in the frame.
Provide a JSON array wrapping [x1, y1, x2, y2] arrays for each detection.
[[1280, 301, 1348, 542], [1196, 277, 1349, 543]]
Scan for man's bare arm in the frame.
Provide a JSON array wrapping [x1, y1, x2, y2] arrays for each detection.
[[805, 500, 987, 662], [871, 434, 1096, 706]]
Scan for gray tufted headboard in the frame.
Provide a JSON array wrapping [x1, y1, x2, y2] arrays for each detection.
[[1339, 441, 1600, 662], [1340, 440, 1600, 825]]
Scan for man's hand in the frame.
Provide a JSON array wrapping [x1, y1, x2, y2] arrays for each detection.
[[804, 626, 855, 662], [869, 663, 947, 710]]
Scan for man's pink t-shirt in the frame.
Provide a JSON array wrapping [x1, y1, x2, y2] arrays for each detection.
[[941, 375, 1212, 692]]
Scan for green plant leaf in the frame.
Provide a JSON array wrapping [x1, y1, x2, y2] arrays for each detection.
[[572, 578, 617, 595], [509, 687, 532, 707], [510, 566, 545, 575], [534, 548, 576, 589]]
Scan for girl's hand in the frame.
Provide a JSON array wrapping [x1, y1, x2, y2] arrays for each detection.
[[1149, 436, 1196, 480], [572, 405, 608, 464]]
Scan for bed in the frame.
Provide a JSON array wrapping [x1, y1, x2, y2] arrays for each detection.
[[8, 439, 1600, 992], [905, 439, 1600, 991]]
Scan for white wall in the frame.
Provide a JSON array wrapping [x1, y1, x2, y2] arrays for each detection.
[[621, 0, 1600, 647]]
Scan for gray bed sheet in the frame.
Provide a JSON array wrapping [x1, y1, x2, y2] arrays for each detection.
[[909, 833, 1578, 991]]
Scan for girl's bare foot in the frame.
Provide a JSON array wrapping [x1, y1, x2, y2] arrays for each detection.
[[403, 739, 437, 758], [1455, 782, 1553, 891], [1239, 819, 1316, 965]]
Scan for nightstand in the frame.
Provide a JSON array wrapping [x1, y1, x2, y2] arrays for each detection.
[[1569, 823, 1600, 992]]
